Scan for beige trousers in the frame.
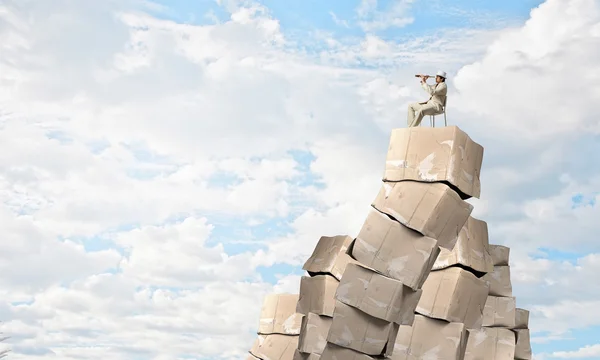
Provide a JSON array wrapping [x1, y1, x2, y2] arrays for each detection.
[[407, 102, 441, 127]]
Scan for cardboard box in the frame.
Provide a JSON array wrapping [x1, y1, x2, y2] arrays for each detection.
[[382, 126, 484, 199], [327, 300, 399, 356], [335, 263, 421, 325], [250, 334, 299, 360], [351, 209, 440, 290], [297, 275, 339, 317], [298, 313, 332, 355], [303, 235, 357, 280], [320, 343, 379, 360], [433, 216, 494, 274], [489, 245, 510, 266], [294, 349, 321, 360], [371, 181, 473, 249], [481, 265, 513, 297], [259, 293, 304, 335], [416, 267, 489, 328], [482, 296, 516, 328], [464, 327, 516, 360], [514, 308, 530, 329], [392, 314, 468, 360], [514, 329, 532, 360]]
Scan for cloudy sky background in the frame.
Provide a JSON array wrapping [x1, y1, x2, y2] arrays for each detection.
[[0, 0, 599, 358]]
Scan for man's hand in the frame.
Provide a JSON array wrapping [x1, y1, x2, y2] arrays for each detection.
[[423, 75, 429, 81]]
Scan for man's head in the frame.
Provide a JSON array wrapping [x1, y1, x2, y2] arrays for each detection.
[[435, 70, 447, 84]]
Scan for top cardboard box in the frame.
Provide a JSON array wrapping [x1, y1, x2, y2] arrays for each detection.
[[383, 126, 484, 199], [303, 235, 357, 280], [258, 293, 304, 335], [372, 181, 473, 249]]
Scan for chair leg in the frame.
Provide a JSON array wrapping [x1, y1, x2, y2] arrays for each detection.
[[444, 112, 447, 126]]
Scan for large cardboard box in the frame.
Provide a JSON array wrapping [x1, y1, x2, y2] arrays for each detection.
[[294, 350, 321, 360], [433, 216, 494, 274], [320, 343, 378, 360], [259, 294, 304, 335], [382, 126, 484, 199], [327, 300, 399, 356], [416, 267, 489, 328], [371, 181, 473, 249], [464, 327, 516, 360], [482, 296, 516, 328], [514, 308, 530, 329], [514, 329, 532, 360], [298, 313, 332, 355], [392, 314, 468, 360], [297, 275, 339, 317], [303, 235, 357, 280], [336, 263, 422, 325], [351, 209, 439, 290], [489, 245, 510, 266], [481, 265, 513, 297], [250, 334, 299, 360]]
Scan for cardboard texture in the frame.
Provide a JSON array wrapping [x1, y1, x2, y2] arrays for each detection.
[[489, 245, 510, 266], [371, 181, 473, 250], [351, 209, 440, 290], [433, 216, 494, 274], [297, 275, 339, 317], [336, 263, 422, 325], [298, 313, 332, 355], [416, 267, 489, 328], [514, 308, 530, 329], [382, 126, 484, 199], [482, 296, 516, 328], [514, 329, 532, 360], [392, 314, 468, 360], [481, 265, 513, 297], [327, 300, 399, 356], [259, 293, 304, 335], [294, 350, 321, 360], [464, 327, 516, 360], [303, 235, 357, 280], [320, 343, 381, 360], [250, 334, 299, 360]]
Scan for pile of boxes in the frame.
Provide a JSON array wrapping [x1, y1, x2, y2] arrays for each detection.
[[247, 126, 533, 359], [463, 244, 533, 360]]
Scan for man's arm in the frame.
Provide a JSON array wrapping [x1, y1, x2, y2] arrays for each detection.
[[421, 81, 446, 96]]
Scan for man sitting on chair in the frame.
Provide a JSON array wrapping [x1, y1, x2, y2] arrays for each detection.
[[407, 70, 447, 127]]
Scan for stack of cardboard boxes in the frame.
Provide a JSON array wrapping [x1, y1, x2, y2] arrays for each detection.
[[463, 244, 533, 359], [247, 126, 533, 360]]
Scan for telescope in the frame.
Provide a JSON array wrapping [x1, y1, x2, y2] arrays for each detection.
[[414, 74, 434, 77]]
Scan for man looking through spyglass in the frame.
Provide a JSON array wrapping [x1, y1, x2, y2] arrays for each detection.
[[407, 70, 447, 127]]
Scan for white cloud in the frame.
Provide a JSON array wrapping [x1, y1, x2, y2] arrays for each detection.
[[551, 344, 600, 358]]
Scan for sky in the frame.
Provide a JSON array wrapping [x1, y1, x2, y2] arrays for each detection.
[[0, 0, 599, 359]]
